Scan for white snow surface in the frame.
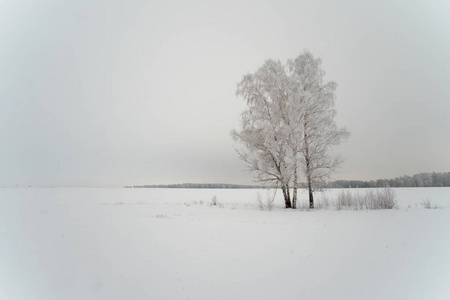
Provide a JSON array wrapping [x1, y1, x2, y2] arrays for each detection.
[[1, 187, 449, 300]]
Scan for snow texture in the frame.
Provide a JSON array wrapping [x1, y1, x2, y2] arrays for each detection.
[[1, 188, 449, 300]]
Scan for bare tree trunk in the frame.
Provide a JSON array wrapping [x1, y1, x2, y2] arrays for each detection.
[[292, 166, 298, 209], [281, 185, 292, 208], [304, 123, 314, 209], [307, 176, 314, 209], [286, 184, 291, 207], [306, 156, 314, 208]]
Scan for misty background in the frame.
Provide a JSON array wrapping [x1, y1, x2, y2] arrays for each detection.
[[1, 0, 449, 187]]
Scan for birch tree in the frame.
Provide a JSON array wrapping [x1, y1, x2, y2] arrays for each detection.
[[288, 52, 350, 208], [233, 51, 349, 209], [232, 59, 293, 208]]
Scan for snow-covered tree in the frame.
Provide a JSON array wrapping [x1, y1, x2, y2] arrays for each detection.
[[288, 52, 350, 208], [232, 59, 294, 208], [233, 51, 349, 209]]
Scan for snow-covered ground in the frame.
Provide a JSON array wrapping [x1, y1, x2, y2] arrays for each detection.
[[1, 187, 449, 300]]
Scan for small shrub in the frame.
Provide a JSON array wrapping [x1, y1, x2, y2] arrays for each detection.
[[421, 198, 441, 209], [354, 192, 365, 210], [320, 195, 331, 209], [211, 195, 218, 206], [256, 192, 275, 211], [298, 200, 310, 211], [155, 214, 169, 218], [365, 190, 377, 210], [377, 186, 397, 209], [256, 192, 264, 211], [343, 190, 353, 207], [335, 190, 354, 210], [266, 195, 274, 211], [332, 187, 397, 210], [333, 197, 342, 211], [421, 199, 431, 209], [314, 198, 324, 210], [314, 194, 329, 210]]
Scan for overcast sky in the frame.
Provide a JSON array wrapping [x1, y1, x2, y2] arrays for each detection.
[[1, 0, 449, 187]]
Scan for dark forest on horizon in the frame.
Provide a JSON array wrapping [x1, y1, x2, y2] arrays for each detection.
[[126, 172, 450, 189]]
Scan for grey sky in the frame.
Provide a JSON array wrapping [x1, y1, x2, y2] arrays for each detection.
[[1, 0, 449, 187]]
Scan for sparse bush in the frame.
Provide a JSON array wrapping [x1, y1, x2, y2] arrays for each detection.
[[297, 200, 310, 211], [314, 199, 323, 210], [421, 198, 441, 209], [334, 190, 354, 210], [377, 186, 397, 209], [365, 190, 377, 210], [332, 187, 397, 210], [333, 197, 342, 211], [354, 192, 365, 210], [155, 214, 169, 219], [256, 192, 275, 211], [320, 195, 331, 209], [266, 195, 274, 211], [314, 195, 331, 210], [343, 190, 353, 207], [256, 192, 264, 211], [421, 198, 432, 209], [211, 195, 218, 206]]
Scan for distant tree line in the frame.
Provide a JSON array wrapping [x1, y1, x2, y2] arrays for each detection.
[[323, 172, 450, 188], [124, 183, 262, 189], [125, 172, 450, 189]]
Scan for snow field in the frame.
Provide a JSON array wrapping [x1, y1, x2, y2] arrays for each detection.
[[0, 188, 449, 300]]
